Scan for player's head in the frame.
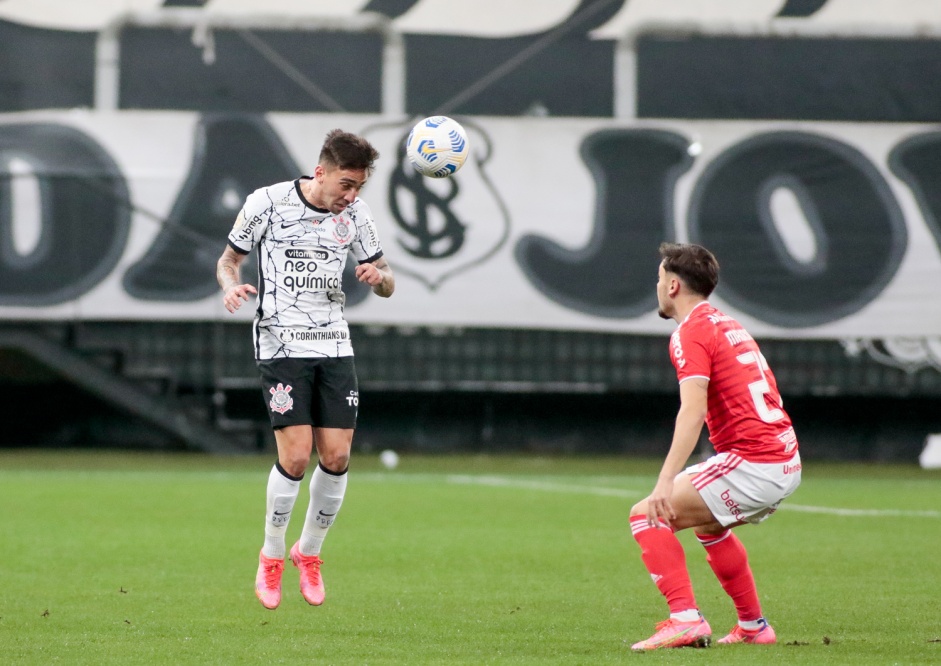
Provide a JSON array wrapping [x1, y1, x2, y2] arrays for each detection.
[[313, 130, 380, 214], [319, 129, 379, 175], [657, 243, 719, 319]]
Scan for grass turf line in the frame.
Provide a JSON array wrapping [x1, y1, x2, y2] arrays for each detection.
[[0, 451, 939, 664]]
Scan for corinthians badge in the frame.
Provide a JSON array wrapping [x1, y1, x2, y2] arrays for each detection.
[[268, 382, 294, 414]]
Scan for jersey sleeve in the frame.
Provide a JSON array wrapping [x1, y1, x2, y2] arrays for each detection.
[[227, 188, 269, 254], [671, 320, 713, 383], [349, 199, 384, 264]]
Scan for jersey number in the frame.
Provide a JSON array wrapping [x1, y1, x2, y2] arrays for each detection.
[[736, 351, 784, 424]]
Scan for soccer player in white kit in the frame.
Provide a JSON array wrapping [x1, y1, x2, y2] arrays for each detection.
[[216, 130, 394, 610], [629, 243, 801, 650]]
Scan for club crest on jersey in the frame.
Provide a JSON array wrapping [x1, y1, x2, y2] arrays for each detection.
[[333, 220, 351, 242], [268, 383, 294, 414]]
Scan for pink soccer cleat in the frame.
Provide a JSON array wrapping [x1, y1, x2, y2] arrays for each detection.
[[255, 551, 284, 610], [631, 616, 712, 651], [718, 620, 777, 645], [290, 542, 325, 606]]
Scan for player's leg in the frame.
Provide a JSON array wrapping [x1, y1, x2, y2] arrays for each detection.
[[291, 429, 352, 606], [300, 426, 353, 555], [255, 360, 316, 609], [696, 527, 775, 644], [629, 473, 719, 650], [291, 357, 358, 605], [688, 454, 801, 645], [254, 425, 315, 609]]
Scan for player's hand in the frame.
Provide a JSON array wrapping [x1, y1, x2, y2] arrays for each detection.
[[646, 477, 676, 528], [355, 262, 384, 286], [223, 284, 257, 313]]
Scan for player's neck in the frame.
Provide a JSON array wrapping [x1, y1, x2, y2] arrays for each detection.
[[299, 178, 327, 210], [673, 297, 707, 323]]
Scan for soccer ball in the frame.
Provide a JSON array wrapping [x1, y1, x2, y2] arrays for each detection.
[[405, 116, 469, 178]]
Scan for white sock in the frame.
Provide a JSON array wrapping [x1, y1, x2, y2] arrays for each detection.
[[261, 462, 302, 559], [670, 609, 702, 623], [299, 463, 348, 556], [739, 618, 766, 631]]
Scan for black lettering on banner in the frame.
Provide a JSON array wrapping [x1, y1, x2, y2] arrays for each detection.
[[889, 132, 941, 256], [388, 141, 466, 260], [0, 123, 130, 306], [776, 0, 830, 18], [515, 129, 692, 317], [689, 131, 907, 327], [123, 114, 294, 300]]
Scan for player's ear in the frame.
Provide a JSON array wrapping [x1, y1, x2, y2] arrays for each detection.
[[669, 276, 682, 297]]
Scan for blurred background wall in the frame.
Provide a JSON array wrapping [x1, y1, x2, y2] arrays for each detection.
[[1, 0, 939, 460]]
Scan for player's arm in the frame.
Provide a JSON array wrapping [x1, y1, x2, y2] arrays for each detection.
[[645, 377, 708, 526], [355, 255, 395, 298], [216, 244, 257, 313]]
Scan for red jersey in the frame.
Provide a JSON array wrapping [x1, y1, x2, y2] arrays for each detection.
[[669, 302, 798, 463]]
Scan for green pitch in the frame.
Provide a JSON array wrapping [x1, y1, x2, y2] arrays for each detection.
[[1, 451, 939, 665]]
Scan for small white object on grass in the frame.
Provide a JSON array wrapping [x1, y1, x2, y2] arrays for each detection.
[[379, 449, 399, 470], [920, 434, 941, 469]]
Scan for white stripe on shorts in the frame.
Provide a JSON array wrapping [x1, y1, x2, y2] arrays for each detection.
[[690, 453, 744, 491]]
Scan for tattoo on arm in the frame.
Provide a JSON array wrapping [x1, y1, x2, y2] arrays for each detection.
[[216, 247, 244, 291], [370, 257, 395, 298]]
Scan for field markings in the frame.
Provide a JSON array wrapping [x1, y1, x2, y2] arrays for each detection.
[[782, 503, 940, 518], [361, 472, 940, 518], [445, 474, 644, 499]]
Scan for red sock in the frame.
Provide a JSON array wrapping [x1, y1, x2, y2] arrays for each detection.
[[697, 530, 761, 622], [630, 516, 697, 614]]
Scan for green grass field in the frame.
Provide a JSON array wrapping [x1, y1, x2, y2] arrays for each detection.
[[1, 451, 939, 665]]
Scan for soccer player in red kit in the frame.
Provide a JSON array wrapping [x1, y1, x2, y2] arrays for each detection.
[[629, 243, 802, 651]]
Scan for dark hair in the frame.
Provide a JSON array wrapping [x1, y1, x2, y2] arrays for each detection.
[[659, 242, 719, 297], [319, 129, 380, 174]]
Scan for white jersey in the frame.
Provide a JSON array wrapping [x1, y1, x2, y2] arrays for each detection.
[[227, 178, 383, 359]]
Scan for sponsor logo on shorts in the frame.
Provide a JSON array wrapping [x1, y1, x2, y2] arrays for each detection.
[[346, 390, 359, 407], [268, 382, 294, 414], [720, 488, 747, 522], [783, 462, 802, 475]]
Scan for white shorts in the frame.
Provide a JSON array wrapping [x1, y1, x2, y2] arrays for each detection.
[[684, 451, 802, 526]]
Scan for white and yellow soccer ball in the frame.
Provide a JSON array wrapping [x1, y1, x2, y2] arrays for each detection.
[[405, 115, 469, 178]]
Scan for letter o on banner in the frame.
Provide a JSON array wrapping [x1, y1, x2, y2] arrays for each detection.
[[0, 123, 130, 306], [688, 131, 907, 328]]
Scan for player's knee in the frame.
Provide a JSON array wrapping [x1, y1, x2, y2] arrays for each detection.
[[279, 452, 310, 478], [629, 501, 647, 518], [318, 451, 350, 474]]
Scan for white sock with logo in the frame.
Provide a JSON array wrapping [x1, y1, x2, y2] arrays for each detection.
[[299, 463, 348, 556], [739, 618, 767, 631], [261, 462, 302, 560]]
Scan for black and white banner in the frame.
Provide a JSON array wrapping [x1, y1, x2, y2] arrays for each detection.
[[1, 110, 940, 340]]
